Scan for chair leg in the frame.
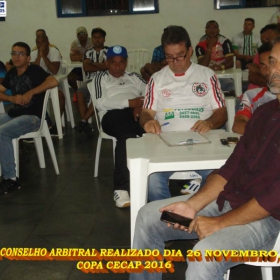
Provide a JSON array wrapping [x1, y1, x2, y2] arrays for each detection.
[[12, 139, 19, 178], [261, 267, 273, 280], [34, 137, 46, 168], [42, 122, 60, 175], [223, 269, 230, 280], [94, 135, 102, 177]]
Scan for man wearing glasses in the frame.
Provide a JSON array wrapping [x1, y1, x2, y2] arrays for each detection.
[[0, 42, 58, 194], [140, 25, 227, 202], [68, 27, 93, 99]]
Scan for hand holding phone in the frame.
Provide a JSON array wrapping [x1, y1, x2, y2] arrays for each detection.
[[160, 211, 193, 227]]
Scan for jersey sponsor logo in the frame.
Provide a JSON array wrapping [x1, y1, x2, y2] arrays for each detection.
[[192, 83, 208, 97], [164, 111, 175, 120], [161, 89, 172, 98]]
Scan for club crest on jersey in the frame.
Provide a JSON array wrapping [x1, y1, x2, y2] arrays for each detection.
[[192, 83, 208, 97], [161, 89, 172, 98]]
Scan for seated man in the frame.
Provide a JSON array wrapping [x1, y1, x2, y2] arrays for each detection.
[[141, 26, 227, 202], [233, 42, 276, 135], [195, 20, 235, 94], [90, 45, 147, 208], [32, 29, 61, 56], [74, 28, 108, 135], [30, 34, 65, 135], [247, 23, 280, 90], [130, 38, 280, 280], [0, 42, 58, 194], [140, 44, 167, 82], [231, 18, 261, 70], [68, 26, 93, 99]]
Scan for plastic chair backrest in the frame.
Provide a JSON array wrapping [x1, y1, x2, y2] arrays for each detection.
[[39, 89, 51, 130], [127, 49, 150, 73]]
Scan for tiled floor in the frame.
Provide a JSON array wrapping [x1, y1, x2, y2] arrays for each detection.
[[0, 102, 279, 280]]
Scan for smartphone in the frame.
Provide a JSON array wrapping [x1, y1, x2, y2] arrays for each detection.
[[160, 211, 192, 227], [227, 137, 238, 144]]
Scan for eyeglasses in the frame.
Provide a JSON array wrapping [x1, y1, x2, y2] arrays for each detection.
[[78, 32, 86, 36], [165, 53, 187, 62], [10, 52, 27, 57]]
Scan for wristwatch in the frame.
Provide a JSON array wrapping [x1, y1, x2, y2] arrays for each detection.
[[220, 64, 225, 71]]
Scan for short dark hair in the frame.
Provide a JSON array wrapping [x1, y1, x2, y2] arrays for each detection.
[[271, 36, 280, 46], [258, 42, 273, 55], [205, 20, 219, 28], [161, 25, 192, 49], [245, 18, 255, 25], [36, 29, 46, 35], [260, 24, 279, 34], [12, 42, 31, 56], [91, 28, 106, 37]]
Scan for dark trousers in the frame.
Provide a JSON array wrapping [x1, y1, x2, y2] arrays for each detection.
[[101, 108, 145, 192]]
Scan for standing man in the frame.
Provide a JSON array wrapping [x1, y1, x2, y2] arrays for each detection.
[[141, 26, 227, 202], [0, 42, 58, 194], [90, 45, 147, 208], [130, 37, 280, 280], [232, 18, 261, 70], [68, 27, 93, 100], [74, 28, 108, 135], [195, 20, 235, 93]]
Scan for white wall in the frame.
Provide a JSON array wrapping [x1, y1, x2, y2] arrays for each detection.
[[0, 0, 277, 62]]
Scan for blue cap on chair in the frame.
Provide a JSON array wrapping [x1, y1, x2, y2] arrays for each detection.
[[107, 45, 128, 59]]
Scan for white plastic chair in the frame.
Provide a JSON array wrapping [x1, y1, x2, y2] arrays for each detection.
[[225, 96, 236, 133], [224, 231, 280, 280], [12, 89, 60, 177], [127, 49, 150, 73], [87, 83, 116, 177]]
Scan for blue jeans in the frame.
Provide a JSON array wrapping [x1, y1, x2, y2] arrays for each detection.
[[0, 113, 41, 179], [148, 169, 213, 202], [130, 196, 280, 280]]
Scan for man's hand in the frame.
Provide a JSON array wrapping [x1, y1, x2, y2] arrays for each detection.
[[11, 95, 24, 105], [21, 91, 34, 104], [143, 119, 161, 134], [207, 36, 218, 49], [133, 106, 142, 121], [191, 120, 213, 133], [38, 45, 48, 58], [188, 216, 223, 240], [160, 201, 196, 231], [129, 96, 144, 108]]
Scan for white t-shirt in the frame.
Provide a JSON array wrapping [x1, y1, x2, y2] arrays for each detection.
[[30, 47, 61, 75], [143, 63, 225, 132], [90, 70, 147, 119]]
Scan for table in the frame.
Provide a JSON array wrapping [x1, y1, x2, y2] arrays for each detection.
[[127, 130, 240, 245], [215, 68, 242, 97]]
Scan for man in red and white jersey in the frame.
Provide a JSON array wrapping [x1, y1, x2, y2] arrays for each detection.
[[233, 42, 276, 135], [140, 25, 227, 202]]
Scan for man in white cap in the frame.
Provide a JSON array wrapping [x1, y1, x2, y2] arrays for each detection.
[[68, 27, 93, 100], [90, 45, 147, 208]]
